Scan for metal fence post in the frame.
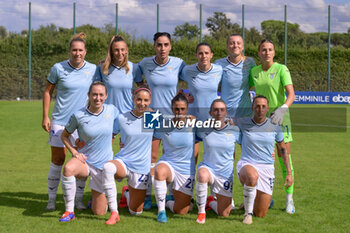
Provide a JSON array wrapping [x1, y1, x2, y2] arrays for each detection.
[[28, 2, 32, 100], [73, 2, 76, 34], [284, 4, 287, 65], [115, 3, 119, 35], [327, 5, 331, 92]]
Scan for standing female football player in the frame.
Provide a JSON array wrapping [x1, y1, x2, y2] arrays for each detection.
[[153, 93, 196, 223], [181, 42, 222, 121], [249, 39, 296, 214], [236, 95, 293, 224], [195, 99, 240, 224], [215, 34, 256, 118], [94, 35, 143, 113], [42, 32, 96, 211], [59, 82, 119, 222], [102, 86, 154, 225], [136, 32, 186, 208]]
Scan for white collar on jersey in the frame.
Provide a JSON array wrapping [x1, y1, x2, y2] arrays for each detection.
[[226, 56, 243, 66], [67, 60, 86, 70]]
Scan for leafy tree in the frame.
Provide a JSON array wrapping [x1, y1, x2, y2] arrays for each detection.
[[0, 26, 8, 39], [173, 22, 199, 40], [206, 12, 241, 40]]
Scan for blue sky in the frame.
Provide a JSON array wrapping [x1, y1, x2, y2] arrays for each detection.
[[0, 0, 349, 39]]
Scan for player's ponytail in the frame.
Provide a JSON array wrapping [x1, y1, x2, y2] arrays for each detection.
[[70, 32, 86, 49], [172, 91, 189, 107], [102, 35, 130, 75]]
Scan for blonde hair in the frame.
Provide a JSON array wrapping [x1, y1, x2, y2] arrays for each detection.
[[102, 35, 129, 75], [70, 32, 86, 49], [227, 34, 246, 62]]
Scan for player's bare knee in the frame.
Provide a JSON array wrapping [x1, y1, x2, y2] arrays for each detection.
[[93, 207, 107, 216], [62, 164, 74, 176], [197, 169, 209, 183], [218, 210, 230, 217], [254, 209, 267, 218], [174, 207, 189, 215], [245, 173, 258, 186]]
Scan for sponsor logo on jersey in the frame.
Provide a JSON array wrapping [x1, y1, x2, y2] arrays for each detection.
[[168, 67, 174, 71]]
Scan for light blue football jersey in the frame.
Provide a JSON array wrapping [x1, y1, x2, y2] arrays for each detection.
[[197, 123, 240, 180], [47, 60, 96, 126], [94, 62, 142, 114], [65, 104, 119, 170], [181, 64, 222, 121], [113, 111, 154, 174], [215, 57, 256, 118], [135, 56, 185, 115], [154, 126, 196, 176], [237, 117, 284, 164]]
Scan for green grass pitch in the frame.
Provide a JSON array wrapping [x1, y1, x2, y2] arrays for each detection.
[[0, 101, 349, 233]]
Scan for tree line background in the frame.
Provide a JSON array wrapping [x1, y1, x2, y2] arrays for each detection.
[[0, 12, 349, 100]]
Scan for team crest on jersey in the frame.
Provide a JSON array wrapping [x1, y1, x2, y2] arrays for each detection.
[[224, 133, 232, 139], [269, 73, 275, 79]]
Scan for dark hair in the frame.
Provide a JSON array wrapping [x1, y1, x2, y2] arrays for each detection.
[[133, 84, 151, 96], [258, 39, 274, 51], [153, 32, 171, 43], [102, 35, 129, 75], [88, 81, 107, 94], [171, 92, 188, 108], [209, 99, 227, 112], [226, 34, 243, 45], [252, 95, 269, 105], [70, 32, 86, 49], [196, 42, 212, 53]]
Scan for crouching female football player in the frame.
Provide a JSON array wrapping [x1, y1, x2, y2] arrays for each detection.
[[59, 82, 119, 222], [195, 99, 240, 224], [153, 93, 197, 223], [236, 95, 293, 224], [102, 86, 154, 225]]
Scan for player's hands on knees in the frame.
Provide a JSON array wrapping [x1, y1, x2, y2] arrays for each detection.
[[73, 153, 87, 164], [284, 173, 293, 188], [42, 117, 51, 132], [75, 139, 86, 149]]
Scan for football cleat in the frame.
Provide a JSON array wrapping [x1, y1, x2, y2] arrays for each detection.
[[196, 213, 206, 224], [157, 210, 167, 223], [106, 211, 120, 225], [205, 195, 215, 211], [143, 196, 152, 210], [59, 211, 75, 222], [242, 213, 253, 225], [286, 199, 295, 214], [118, 186, 128, 208], [269, 198, 274, 209]]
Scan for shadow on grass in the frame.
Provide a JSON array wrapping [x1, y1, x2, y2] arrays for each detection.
[[0, 192, 159, 221]]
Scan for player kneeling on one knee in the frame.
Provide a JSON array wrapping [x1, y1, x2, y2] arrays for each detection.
[[153, 93, 197, 223], [103, 86, 154, 225], [236, 95, 293, 225], [59, 82, 119, 222], [195, 99, 240, 224]]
